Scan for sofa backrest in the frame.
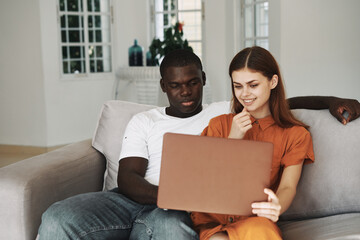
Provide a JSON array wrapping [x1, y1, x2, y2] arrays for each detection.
[[92, 101, 360, 220], [281, 109, 360, 220]]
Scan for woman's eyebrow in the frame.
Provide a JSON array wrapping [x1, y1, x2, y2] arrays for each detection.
[[245, 80, 258, 84]]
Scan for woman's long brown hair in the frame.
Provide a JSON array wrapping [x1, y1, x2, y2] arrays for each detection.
[[229, 46, 308, 129]]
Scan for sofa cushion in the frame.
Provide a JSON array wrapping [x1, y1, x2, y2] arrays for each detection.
[[92, 100, 155, 190], [281, 109, 360, 220], [278, 213, 360, 240]]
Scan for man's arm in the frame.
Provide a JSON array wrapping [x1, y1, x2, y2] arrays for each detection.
[[287, 96, 360, 124], [117, 157, 158, 205]]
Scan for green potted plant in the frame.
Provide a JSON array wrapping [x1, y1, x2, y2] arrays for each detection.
[[148, 22, 193, 66]]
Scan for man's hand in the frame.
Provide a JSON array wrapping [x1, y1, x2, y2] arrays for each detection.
[[287, 96, 360, 124], [329, 98, 360, 125]]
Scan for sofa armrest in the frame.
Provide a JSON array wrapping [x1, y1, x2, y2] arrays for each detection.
[[0, 139, 106, 240]]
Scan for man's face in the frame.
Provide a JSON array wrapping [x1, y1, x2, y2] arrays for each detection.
[[160, 64, 206, 118]]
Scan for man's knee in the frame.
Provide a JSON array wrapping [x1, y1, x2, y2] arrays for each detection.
[[157, 209, 192, 225], [38, 202, 72, 238]]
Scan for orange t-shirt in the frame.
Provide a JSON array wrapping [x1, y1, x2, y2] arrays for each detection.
[[191, 113, 315, 239]]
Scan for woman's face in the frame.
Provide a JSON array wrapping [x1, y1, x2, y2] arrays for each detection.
[[232, 68, 278, 119]]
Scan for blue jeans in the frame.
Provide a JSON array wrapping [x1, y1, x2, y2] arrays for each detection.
[[38, 189, 198, 240]]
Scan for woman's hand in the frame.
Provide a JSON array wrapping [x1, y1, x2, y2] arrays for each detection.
[[228, 107, 252, 139], [251, 188, 281, 222]]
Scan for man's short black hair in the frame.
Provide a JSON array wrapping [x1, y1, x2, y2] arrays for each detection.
[[160, 49, 203, 78]]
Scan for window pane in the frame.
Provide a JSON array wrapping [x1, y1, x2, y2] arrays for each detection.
[[88, 45, 95, 58], [178, 12, 201, 41], [67, 15, 83, 28], [69, 46, 83, 59], [163, 14, 176, 28], [59, 0, 65, 11], [102, 57, 111, 72], [178, 0, 201, 10], [163, 0, 176, 11], [245, 40, 254, 48], [89, 30, 94, 42], [96, 46, 103, 57], [244, 6, 253, 38], [62, 46, 69, 59], [98, 29, 111, 43], [67, 0, 83, 12], [61, 30, 68, 42], [155, 0, 164, 12], [61, 15, 66, 28], [96, 60, 103, 72], [90, 60, 104, 72], [87, 0, 110, 12], [189, 41, 201, 60], [255, 39, 269, 49], [95, 30, 102, 42], [89, 46, 111, 72], [153, 0, 203, 62], [69, 30, 83, 42], [88, 15, 110, 43], [70, 60, 85, 73], [63, 61, 69, 73], [255, 2, 268, 37], [90, 58, 111, 72], [59, 0, 112, 75], [90, 60, 95, 72]]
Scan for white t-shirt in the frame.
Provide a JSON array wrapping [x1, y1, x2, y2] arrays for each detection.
[[119, 101, 231, 185]]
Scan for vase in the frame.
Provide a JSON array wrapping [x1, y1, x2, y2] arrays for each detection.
[[128, 39, 143, 66]]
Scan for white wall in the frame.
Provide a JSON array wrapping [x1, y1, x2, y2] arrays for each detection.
[[271, 0, 360, 100], [203, 1, 233, 102], [39, 0, 115, 146], [0, 0, 47, 146], [1, 0, 359, 147], [112, 0, 150, 103]]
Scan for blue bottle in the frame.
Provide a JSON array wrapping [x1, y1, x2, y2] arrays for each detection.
[[128, 39, 143, 66]]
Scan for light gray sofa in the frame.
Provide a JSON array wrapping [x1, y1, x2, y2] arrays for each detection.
[[0, 100, 359, 240]]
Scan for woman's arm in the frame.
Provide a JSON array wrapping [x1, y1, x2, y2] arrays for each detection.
[[275, 163, 303, 215], [287, 96, 360, 124], [251, 163, 303, 222]]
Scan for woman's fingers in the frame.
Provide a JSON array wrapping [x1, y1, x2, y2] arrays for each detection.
[[251, 189, 281, 222], [264, 188, 279, 203]]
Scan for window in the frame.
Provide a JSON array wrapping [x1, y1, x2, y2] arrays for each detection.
[[152, 0, 203, 59], [241, 0, 269, 49], [58, 0, 113, 76]]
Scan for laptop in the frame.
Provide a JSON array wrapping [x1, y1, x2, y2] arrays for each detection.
[[157, 132, 273, 216]]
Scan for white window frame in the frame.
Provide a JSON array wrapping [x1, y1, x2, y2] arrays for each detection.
[[149, 0, 205, 60], [239, 0, 269, 50], [57, 0, 114, 80]]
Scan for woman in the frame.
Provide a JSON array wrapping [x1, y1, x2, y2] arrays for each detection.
[[191, 46, 314, 240]]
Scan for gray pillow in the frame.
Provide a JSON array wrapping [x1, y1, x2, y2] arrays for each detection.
[[281, 109, 360, 220]]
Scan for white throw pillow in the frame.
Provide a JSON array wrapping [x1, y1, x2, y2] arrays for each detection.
[[92, 100, 156, 190]]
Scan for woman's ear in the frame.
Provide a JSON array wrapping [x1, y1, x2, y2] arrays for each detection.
[[271, 75, 278, 89]]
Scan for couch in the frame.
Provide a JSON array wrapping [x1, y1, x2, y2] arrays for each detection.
[[0, 100, 359, 240]]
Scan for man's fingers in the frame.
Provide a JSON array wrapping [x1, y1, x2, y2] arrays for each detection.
[[344, 105, 360, 123], [332, 109, 346, 125]]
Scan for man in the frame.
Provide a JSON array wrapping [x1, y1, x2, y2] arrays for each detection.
[[38, 50, 360, 239]]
